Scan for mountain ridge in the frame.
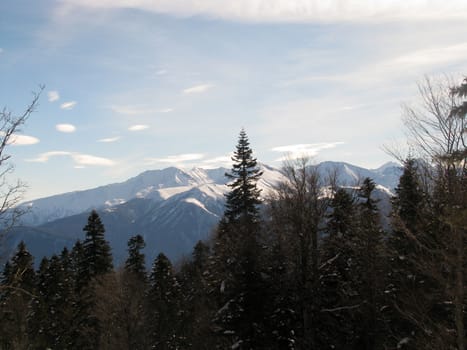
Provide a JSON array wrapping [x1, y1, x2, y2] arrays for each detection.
[[5, 161, 402, 265]]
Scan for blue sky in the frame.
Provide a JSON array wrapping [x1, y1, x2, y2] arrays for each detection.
[[1, 0, 467, 201]]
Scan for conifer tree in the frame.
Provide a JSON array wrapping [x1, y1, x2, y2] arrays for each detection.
[[386, 158, 440, 349], [319, 187, 359, 348], [81, 210, 113, 280], [28, 257, 51, 349], [125, 234, 146, 280], [146, 253, 182, 350], [0, 241, 36, 349], [122, 234, 147, 350], [353, 178, 388, 349], [73, 211, 113, 349], [178, 241, 215, 349], [223, 128, 263, 226], [212, 129, 268, 349]]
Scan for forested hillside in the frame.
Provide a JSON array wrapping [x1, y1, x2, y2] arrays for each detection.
[[0, 77, 466, 349]]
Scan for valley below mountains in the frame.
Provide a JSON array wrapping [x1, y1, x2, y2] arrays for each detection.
[[4, 161, 402, 265]]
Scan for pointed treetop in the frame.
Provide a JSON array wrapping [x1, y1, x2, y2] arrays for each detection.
[[224, 129, 263, 224]]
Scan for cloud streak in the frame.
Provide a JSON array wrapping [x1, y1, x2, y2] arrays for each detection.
[[27, 151, 116, 167], [272, 142, 345, 161], [98, 136, 121, 143], [145, 153, 205, 164], [128, 124, 149, 131], [58, 0, 467, 23], [60, 101, 77, 110], [183, 84, 213, 94]]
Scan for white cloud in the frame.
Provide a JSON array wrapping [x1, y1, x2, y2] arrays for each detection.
[[183, 84, 213, 94], [7, 134, 40, 146], [272, 142, 344, 161], [156, 69, 167, 75], [128, 124, 149, 131], [203, 155, 232, 164], [146, 153, 205, 164], [60, 101, 77, 110], [28, 151, 72, 163], [72, 154, 116, 166], [98, 136, 121, 143], [56, 123, 76, 133], [58, 0, 467, 23], [202, 155, 232, 168], [27, 151, 115, 166], [48, 90, 60, 102]]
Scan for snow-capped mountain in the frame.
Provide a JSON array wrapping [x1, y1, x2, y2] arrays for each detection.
[[6, 161, 401, 265]]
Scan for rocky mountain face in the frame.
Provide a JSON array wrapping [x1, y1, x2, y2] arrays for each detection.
[[3, 162, 401, 265]]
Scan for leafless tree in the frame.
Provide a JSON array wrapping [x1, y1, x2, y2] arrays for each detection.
[[0, 87, 42, 250], [401, 76, 466, 350]]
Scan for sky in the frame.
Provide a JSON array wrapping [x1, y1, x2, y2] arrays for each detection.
[[1, 0, 467, 201]]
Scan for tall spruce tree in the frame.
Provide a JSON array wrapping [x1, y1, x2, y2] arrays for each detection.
[[81, 210, 113, 280], [146, 253, 183, 350], [125, 234, 146, 281], [353, 178, 388, 350], [73, 211, 113, 349], [122, 234, 147, 350], [319, 187, 359, 348], [223, 128, 263, 226], [386, 158, 439, 349], [212, 129, 267, 349]]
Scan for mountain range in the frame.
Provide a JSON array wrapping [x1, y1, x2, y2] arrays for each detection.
[[2, 161, 402, 266]]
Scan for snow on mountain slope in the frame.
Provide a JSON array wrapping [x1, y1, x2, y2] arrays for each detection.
[[19, 164, 285, 226], [7, 162, 402, 264], [312, 161, 401, 193]]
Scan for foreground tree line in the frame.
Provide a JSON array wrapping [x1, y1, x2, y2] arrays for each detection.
[[0, 77, 465, 349]]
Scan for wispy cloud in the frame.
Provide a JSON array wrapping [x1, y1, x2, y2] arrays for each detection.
[[203, 155, 232, 164], [29, 151, 71, 162], [98, 136, 121, 143], [27, 151, 116, 167], [128, 124, 149, 131], [60, 101, 77, 110], [202, 155, 232, 168], [111, 105, 173, 115], [72, 154, 116, 166], [48, 90, 60, 102], [156, 69, 167, 75], [57, 0, 467, 23], [7, 134, 40, 146], [391, 42, 467, 68], [286, 41, 467, 89], [183, 84, 213, 94], [145, 153, 205, 164], [272, 142, 345, 161], [56, 123, 76, 133]]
